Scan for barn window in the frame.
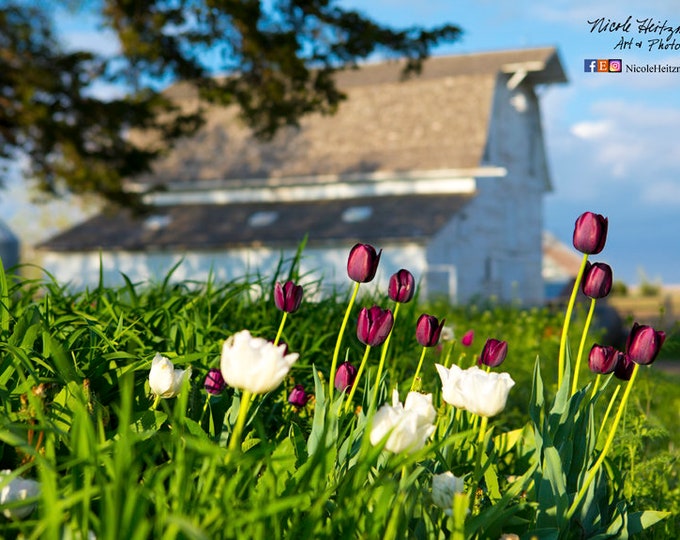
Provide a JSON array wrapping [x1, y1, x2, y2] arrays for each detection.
[[248, 211, 279, 227]]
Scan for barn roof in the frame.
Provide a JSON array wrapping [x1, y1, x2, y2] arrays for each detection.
[[39, 194, 473, 252], [128, 47, 565, 189]]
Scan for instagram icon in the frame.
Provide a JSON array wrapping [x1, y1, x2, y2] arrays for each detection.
[[608, 59, 622, 72]]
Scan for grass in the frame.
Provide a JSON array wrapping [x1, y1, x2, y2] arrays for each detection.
[[0, 262, 678, 538]]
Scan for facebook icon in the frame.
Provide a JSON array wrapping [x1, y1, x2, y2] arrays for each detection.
[[584, 59, 598, 72]]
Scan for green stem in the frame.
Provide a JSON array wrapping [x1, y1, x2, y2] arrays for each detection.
[[151, 394, 161, 411], [567, 363, 639, 519], [199, 394, 210, 423], [344, 344, 371, 414], [589, 374, 602, 400], [329, 281, 361, 398], [571, 297, 596, 395], [410, 347, 428, 392], [371, 303, 399, 407], [274, 311, 288, 346], [597, 383, 620, 440], [228, 389, 253, 452], [470, 415, 489, 514], [558, 253, 589, 388]]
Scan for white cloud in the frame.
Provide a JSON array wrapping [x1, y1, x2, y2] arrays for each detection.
[[570, 120, 612, 139]]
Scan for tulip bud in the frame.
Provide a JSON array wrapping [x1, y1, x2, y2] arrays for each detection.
[[288, 384, 309, 407], [204, 368, 226, 395], [588, 344, 623, 374], [0, 471, 40, 520], [335, 361, 358, 393], [347, 243, 382, 283], [416, 314, 445, 347], [274, 280, 303, 313], [625, 322, 666, 365], [614, 354, 635, 381], [572, 211, 608, 254], [431, 471, 465, 515], [461, 330, 474, 347], [479, 338, 508, 368], [388, 269, 415, 303], [357, 305, 394, 347], [149, 354, 192, 399], [581, 262, 613, 299]]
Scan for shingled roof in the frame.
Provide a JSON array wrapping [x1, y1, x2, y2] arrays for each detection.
[[130, 47, 565, 188], [40, 194, 473, 252]]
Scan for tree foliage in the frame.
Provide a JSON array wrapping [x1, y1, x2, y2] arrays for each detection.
[[0, 1, 461, 208]]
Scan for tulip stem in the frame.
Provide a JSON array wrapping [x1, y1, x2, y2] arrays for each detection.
[[410, 347, 428, 393], [228, 389, 253, 452], [151, 394, 161, 411], [597, 383, 620, 441], [372, 303, 399, 407], [274, 312, 288, 346], [329, 281, 361, 398], [589, 374, 602, 399], [567, 363, 639, 520], [344, 344, 371, 414], [471, 415, 489, 514], [558, 253, 589, 388], [571, 297, 596, 396]]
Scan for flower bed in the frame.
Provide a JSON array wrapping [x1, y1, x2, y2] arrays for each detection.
[[0, 213, 677, 538]]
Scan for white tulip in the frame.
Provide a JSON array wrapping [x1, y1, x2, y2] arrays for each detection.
[[431, 471, 465, 515], [370, 390, 436, 454], [435, 364, 515, 417], [1, 470, 40, 520], [220, 330, 298, 394], [148, 354, 192, 398]]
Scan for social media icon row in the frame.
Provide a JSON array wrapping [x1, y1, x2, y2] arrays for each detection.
[[584, 59, 622, 73]]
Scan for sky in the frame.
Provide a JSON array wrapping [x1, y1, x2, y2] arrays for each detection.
[[2, 0, 680, 285]]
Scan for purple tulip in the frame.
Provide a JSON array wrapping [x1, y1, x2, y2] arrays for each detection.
[[461, 330, 474, 347], [288, 384, 309, 407], [573, 211, 608, 255], [415, 314, 445, 348], [335, 361, 358, 393], [614, 354, 635, 381], [357, 305, 394, 347], [204, 368, 226, 395], [581, 262, 613, 299], [625, 322, 666, 365], [388, 269, 415, 303], [588, 344, 623, 374], [478, 338, 509, 368], [347, 243, 382, 283], [274, 280, 304, 313]]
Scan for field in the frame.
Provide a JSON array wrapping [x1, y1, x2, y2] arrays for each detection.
[[1, 258, 679, 539]]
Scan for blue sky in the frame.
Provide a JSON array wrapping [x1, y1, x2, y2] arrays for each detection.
[[2, 0, 680, 285]]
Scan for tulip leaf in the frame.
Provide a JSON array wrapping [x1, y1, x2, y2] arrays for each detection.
[[130, 410, 168, 437]]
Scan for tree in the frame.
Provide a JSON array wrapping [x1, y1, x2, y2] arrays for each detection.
[[0, 1, 461, 208]]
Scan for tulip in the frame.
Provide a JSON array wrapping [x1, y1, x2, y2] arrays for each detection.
[[431, 472, 465, 516], [572, 211, 608, 254], [461, 330, 474, 347], [149, 354, 192, 399], [588, 344, 623, 374], [356, 305, 394, 347], [204, 368, 226, 395], [274, 280, 303, 313], [370, 390, 436, 453], [436, 364, 515, 417], [478, 338, 508, 368], [220, 330, 299, 394], [581, 262, 613, 299], [288, 384, 309, 407], [334, 361, 357, 393], [614, 353, 635, 381], [416, 314, 445, 347], [388, 269, 415, 303], [1, 470, 40, 520], [625, 322, 666, 365], [347, 243, 382, 283]]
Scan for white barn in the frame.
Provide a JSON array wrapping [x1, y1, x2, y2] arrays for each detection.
[[39, 47, 566, 304]]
